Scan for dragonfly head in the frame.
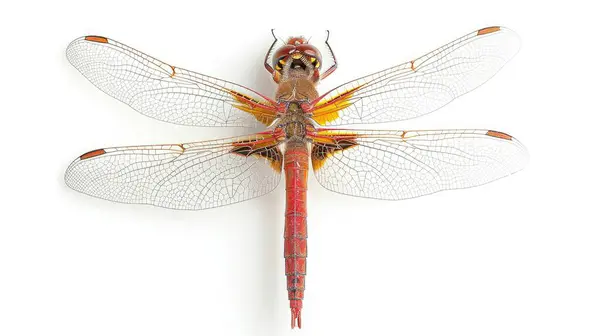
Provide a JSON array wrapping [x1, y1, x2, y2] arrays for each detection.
[[270, 36, 322, 83]]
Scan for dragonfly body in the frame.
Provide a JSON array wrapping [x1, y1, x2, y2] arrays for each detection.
[[65, 27, 528, 328], [269, 38, 325, 326]]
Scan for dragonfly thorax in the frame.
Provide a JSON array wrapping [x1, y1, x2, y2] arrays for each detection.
[[273, 78, 319, 141], [277, 102, 313, 141], [275, 78, 319, 102]]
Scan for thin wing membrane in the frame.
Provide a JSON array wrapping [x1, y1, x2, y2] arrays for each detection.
[[65, 133, 283, 210], [67, 36, 278, 127], [310, 129, 528, 200], [311, 27, 520, 125]]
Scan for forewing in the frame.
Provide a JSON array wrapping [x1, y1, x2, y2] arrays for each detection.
[[67, 36, 278, 127], [310, 129, 528, 200], [65, 133, 283, 210], [311, 27, 520, 125]]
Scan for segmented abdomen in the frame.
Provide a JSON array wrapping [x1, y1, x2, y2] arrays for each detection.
[[283, 141, 309, 328]]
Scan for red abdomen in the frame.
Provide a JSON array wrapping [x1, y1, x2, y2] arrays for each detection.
[[283, 141, 309, 329]]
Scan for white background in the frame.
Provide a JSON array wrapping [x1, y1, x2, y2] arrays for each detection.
[[1, 1, 598, 335]]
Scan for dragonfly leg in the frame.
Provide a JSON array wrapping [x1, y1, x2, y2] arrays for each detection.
[[320, 30, 338, 80], [264, 29, 278, 75]]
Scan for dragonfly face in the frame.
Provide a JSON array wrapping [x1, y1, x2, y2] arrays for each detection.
[[269, 36, 323, 83], [65, 27, 527, 329]]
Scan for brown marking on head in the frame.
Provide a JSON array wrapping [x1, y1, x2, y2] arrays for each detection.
[[80, 149, 106, 160], [84, 36, 109, 43], [477, 27, 501, 36], [486, 130, 512, 140]]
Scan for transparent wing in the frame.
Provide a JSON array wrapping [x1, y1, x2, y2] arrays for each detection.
[[310, 129, 528, 200], [310, 27, 520, 126], [65, 133, 283, 210], [67, 36, 278, 127]]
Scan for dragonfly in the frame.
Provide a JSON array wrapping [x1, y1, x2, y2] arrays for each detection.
[[64, 26, 528, 328]]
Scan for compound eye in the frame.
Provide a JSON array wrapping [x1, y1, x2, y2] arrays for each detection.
[[310, 57, 320, 68], [275, 57, 286, 71]]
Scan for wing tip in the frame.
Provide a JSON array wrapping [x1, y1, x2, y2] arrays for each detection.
[[476, 26, 521, 49], [66, 35, 110, 65], [477, 26, 502, 36], [84, 35, 109, 43], [80, 148, 107, 160], [485, 130, 530, 169], [476, 26, 520, 42], [486, 130, 513, 141]]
